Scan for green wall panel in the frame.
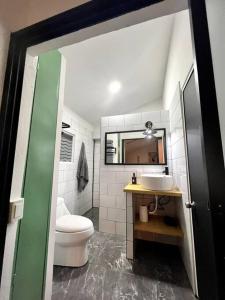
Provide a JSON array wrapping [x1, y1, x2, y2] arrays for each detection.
[[11, 50, 61, 300]]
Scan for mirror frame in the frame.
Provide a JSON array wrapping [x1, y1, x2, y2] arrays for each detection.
[[104, 128, 167, 165]]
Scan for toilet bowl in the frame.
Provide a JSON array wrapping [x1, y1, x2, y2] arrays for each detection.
[[54, 197, 94, 267]]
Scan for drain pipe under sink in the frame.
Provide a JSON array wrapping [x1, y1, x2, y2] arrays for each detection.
[[149, 195, 158, 215]]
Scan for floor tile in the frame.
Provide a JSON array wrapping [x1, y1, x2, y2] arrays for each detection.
[[52, 208, 195, 300]]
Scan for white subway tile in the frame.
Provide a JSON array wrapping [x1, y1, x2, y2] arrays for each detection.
[[64, 170, 74, 181], [154, 121, 170, 133], [100, 171, 116, 183], [101, 117, 108, 127], [180, 174, 188, 195], [127, 193, 133, 207], [106, 166, 125, 172], [58, 108, 94, 215], [99, 110, 182, 236], [160, 110, 170, 122], [58, 171, 64, 183], [58, 161, 65, 171], [172, 137, 185, 159], [115, 172, 131, 184], [99, 207, 108, 219], [107, 208, 116, 221], [171, 128, 183, 146], [93, 199, 100, 208], [124, 113, 141, 126], [66, 181, 75, 193], [100, 195, 116, 208], [123, 166, 138, 173], [107, 183, 124, 196], [108, 208, 126, 222], [141, 111, 161, 123], [58, 182, 65, 195], [93, 183, 99, 193], [126, 241, 133, 259], [108, 115, 124, 127], [99, 219, 116, 234], [127, 206, 133, 224], [116, 222, 126, 236], [131, 124, 145, 130], [100, 183, 108, 195], [93, 193, 100, 202], [127, 223, 133, 241], [116, 195, 126, 209]]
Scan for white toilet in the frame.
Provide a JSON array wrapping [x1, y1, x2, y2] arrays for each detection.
[[54, 197, 94, 267]]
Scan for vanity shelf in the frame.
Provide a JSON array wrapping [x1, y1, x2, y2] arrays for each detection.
[[134, 215, 183, 246], [124, 183, 182, 197]]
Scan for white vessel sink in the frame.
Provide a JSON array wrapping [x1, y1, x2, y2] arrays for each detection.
[[141, 174, 174, 191]]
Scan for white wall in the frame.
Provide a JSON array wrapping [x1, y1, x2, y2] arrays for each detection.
[[99, 111, 170, 236], [205, 0, 225, 163], [93, 125, 100, 139], [0, 54, 38, 300], [0, 0, 187, 34], [162, 9, 197, 293], [132, 98, 163, 112], [163, 10, 193, 110], [93, 140, 100, 208], [169, 85, 197, 293], [57, 106, 94, 215], [0, 0, 90, 32], [0, 22, 9, 107]]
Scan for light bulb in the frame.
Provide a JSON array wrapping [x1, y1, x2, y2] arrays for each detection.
[[108, 81, 121, 94]]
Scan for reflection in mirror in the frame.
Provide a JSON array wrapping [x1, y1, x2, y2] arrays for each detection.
[[105, 129, 166, 165]]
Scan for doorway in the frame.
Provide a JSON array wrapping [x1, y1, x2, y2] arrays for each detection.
[[51, 14, 196, 297], [0, 0, 223, 299]]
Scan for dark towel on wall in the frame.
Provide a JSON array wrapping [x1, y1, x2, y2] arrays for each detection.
[[77, 142, 89, 192]]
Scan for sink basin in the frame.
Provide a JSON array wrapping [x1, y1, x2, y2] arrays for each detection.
[[141, 174, 174, 191]]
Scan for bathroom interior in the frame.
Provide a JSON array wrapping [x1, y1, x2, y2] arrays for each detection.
[[25, 8, 197, 300]]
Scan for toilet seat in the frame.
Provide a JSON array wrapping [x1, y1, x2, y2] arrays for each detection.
[[56, 215, 93, 233]]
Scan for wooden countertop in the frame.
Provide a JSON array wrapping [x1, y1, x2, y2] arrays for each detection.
[[123, 183, 182, 197]]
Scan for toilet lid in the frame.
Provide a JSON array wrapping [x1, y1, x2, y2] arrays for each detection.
[[56, 215, 93, 233]]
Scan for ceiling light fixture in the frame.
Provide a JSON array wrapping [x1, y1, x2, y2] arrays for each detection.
[[143, 121, 157, 139], [108, 80, 121, 94]]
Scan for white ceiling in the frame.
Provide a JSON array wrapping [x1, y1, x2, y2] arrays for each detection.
[[60, 14, 174, 126]]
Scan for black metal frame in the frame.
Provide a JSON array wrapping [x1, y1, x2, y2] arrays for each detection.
[[0, 0, 225, 299], [105, 129, 167, 165]]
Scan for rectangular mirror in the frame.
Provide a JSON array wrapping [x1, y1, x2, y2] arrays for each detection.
[[105, 129, 167, 165]]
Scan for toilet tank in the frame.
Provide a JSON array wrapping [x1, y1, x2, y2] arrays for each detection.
[[56, 197, 70, 219]]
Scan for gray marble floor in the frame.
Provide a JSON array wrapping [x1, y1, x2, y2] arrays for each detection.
[[52, 208, 195, 300]]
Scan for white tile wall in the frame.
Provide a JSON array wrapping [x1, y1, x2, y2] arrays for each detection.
[[93, 140, 100, 207], [57, 106, 94, 215], [99, 219, 115, 234], [169, 84, 196, 291], [126, 241, 134, 260], [126, 193, 134, 259], [116, 222, 126, 236], [99, 111, 170, 236]]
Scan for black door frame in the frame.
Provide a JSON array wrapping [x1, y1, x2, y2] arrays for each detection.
[[0, 0, 225, 299]]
